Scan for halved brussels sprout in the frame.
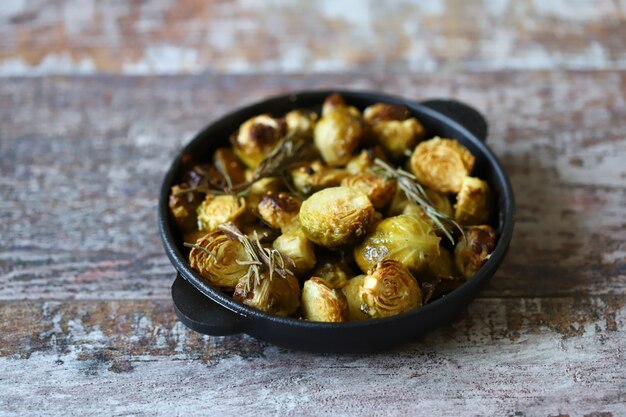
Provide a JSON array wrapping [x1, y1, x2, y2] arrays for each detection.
[[311, 256, 355, 289], [354, 214, 440, 275], [300, 186, 375, 248], [345, 147, 388, 175], [301, 277, 348, 322], [213, 147, 247, 186], [169, 184, 202, 232], [196, 194, 246, 232], [272, 227, 316, 275], [231, 114, 286, 169], [285, 109, 318, 139], [454, 225, 496, 279], [233, 272, 301, 317], [359, 259, 422, 318], [409, 137, 475, 193], [314, 107, 364, 166], [291, 160, 349, 195], [188, 230, 249, 291], [341, 173, 396, 209], [341, 275, 369, 321], [258, 191, 301, 230], [455, 177, 491, 225]]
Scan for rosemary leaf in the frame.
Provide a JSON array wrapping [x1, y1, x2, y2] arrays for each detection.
[[373, 158, 464, 244]]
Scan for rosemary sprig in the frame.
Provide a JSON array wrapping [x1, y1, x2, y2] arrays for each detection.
[[373, 158, 464, 244], [230, 133, 310, 193], [218, 222, 295, 290], [183, 242, 218, 262]]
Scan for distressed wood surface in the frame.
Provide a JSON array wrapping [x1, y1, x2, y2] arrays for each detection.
[[1, 297, 625, 416], [1, 71, 625, 415], [2, 1, 626, 413], [1, 0, 626, 75]]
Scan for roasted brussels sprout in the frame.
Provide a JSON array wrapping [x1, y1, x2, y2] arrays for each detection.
[[169, 184, 202, 232], [246, 177, 284, 213], [322, 93, 347, 116], [371, 119, 425, 160], [180, 162, 229, 190], [233, 272, 301, 317], [188, 230, 249, 291], [359, 259, 422, 318], [341, 275, 369, 321], [363, 103, 410, 122], [354, 214, 440, 275], [454, 177, 491, 225], [409, 137, 475, 193], [454, 225, 496, 279], [213, 147, 247, 186], [400, 189, 454, 229], [291, 160, 349, 195], [285, 109, 318, 139], [314, 107, 364, 166], [272, 227, 316, 275], [388, 187, 451, 217], [301, 277, 348, 322], [231, 114, 286, 169], [363, 103, 425, 160], [341, 173, 396, 209], [345, 147, 388, 175], [197, 194, 246, 232], [300, 186, 375, 248], [311, 256, 355, 289], [258, 191, 301, 230]]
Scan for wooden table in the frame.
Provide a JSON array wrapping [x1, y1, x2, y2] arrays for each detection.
[[1, 1, 625, 415]]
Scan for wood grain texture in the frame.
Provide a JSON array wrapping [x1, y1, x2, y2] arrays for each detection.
[[1, 0, 626, 75], [1, 297, 625, 416], [1, 72, 625, 301]]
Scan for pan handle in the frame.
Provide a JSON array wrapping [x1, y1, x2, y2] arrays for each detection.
[[420, 99, 488, 143], [171, 274, 244, 336]]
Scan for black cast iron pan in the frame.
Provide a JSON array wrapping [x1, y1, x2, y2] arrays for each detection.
[[158, 90, 515, 353]]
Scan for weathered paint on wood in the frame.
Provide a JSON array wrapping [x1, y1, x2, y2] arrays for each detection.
[[1, 72, 625, 300], [1, 297, 625, 415], [1, 0, 626, 75], [1, 2, 626, 412]]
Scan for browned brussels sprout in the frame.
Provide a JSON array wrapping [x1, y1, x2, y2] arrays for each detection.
[[409, 137, 475, 193], [231, 114, 286, 169], [188, 230, 249, 291], [300, 186, 375, 248], [454, 225, 496, 279], [454, 177, 491, 225], [354, 214, 440, 275], [301, 277, 348, 322], [359, 259, 422, 318], [233, 272, 301, 317]]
